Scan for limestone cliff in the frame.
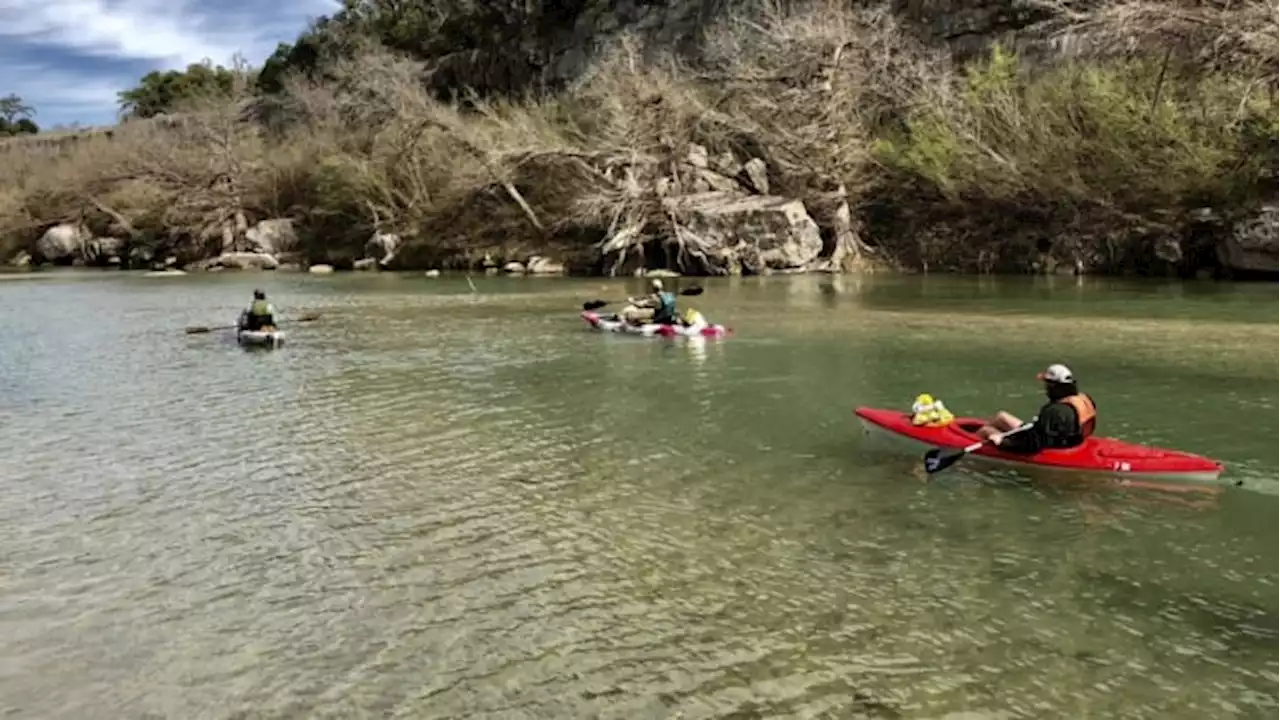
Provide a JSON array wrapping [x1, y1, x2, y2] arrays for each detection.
[[426, 0, 1093, 96]]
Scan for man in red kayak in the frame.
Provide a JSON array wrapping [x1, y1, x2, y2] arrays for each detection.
[[977, 363, 1098, 453]]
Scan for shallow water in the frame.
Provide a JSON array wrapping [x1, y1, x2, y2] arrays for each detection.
[[0, 271, 1276, 718]]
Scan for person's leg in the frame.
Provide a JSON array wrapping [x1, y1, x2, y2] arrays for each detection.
[[993, 411, 1023, 430], [622, 306, 655, 325], [976, 411, 1023, 440]]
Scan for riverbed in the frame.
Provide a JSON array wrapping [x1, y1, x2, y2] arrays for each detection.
[[1, 271, 1276, 718]]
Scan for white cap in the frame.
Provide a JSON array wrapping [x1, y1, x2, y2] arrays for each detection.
[[1037, 363, 1074, 383]]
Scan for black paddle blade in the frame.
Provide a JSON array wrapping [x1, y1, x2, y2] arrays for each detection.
[[923, 447, 963, 474], [679, 286, 704, 296]]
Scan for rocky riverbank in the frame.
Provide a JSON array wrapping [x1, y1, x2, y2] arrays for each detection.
[[2, 0, 1275, 279], [7, 133, 860, 275]]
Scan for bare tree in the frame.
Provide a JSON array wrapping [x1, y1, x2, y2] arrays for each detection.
[[0, 94, 35, 125]]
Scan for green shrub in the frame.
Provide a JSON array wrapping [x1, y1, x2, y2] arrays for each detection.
[[875, 44, 1278, 213]]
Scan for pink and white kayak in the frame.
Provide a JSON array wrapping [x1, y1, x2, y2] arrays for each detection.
[[854, 407, 1227, 485], [581, 311, 729, 338]]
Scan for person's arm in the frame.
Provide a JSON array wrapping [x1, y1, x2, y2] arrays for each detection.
[[1001, 404, 1077, 452], [996, 419, 1046, 453]]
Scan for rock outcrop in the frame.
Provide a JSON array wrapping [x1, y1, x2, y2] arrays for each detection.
[[1219, 204, 1279, 275], [244, 219, 298, 257], [577, 141, 854, 276], [662, 192, 824, 274], [30, 224, 124, 266]]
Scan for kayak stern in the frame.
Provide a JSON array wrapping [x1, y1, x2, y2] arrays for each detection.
[[237, 328, 285, 348]]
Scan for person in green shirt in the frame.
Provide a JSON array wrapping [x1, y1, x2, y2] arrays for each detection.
[[239, 289, 277, 331], [621, 279, 678, 325]]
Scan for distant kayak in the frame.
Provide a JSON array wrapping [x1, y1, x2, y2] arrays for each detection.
[[581, 311, 729, 338], [237, 327, 284, 348], [855, 407, 1226, 485]]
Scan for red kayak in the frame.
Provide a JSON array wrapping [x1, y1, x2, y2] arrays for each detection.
[[854, 407, 1226, 485]]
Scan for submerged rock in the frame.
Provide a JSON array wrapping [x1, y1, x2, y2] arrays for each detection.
[[308, 264, 336, 274]]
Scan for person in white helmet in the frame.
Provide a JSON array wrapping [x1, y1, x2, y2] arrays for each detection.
[[621, 278, 678, 325], [976, 363, 1098, 454]]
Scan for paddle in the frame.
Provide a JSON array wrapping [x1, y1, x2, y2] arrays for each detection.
[[582, 285, 704, 311], [923, 423, 1034, 475], [184, 313, 322, 334]]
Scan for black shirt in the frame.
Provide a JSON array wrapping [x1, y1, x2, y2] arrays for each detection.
[[1000, 396, 1097, 454]]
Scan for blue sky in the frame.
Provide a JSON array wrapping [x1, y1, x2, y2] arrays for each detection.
[[0, 0, 341, 128]]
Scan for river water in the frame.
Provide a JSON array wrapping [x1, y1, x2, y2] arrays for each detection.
[[1, 271, 1276, 718]]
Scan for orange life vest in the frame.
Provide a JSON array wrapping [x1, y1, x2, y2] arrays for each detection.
[[1058, 393, 1097, 438]]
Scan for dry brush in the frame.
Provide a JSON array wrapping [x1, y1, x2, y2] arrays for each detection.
[[0, 0, 1273, 273]]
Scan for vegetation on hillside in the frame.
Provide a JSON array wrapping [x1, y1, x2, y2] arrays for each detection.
[[118, 60, 248, 119], [0, 0, 1274, 274]]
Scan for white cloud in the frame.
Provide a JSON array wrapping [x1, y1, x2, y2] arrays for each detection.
[[2, 0, 248, 68], [0, 0, 340, 123]]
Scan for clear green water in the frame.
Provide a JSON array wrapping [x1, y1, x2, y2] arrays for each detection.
[[1, 271, 1276, 718]]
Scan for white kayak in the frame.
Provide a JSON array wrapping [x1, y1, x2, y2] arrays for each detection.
[[581, 311, 729, 338], [237, 327, 285, 347]]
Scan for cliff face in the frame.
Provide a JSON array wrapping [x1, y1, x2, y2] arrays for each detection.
[[886, 0, 1093, 57], [427, 0, 1088, 96]]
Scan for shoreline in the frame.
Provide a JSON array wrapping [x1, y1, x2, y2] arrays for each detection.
[[5, 263, 1277, 284]]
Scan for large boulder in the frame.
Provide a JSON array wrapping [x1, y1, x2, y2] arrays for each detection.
[[526, 256, 566, 275], [1218, 204, 1278, 274], [208, 252, 279, 270], [33, 224, 89, 264], [662, 192, 824, 274], [245, 219, 298, 256]]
